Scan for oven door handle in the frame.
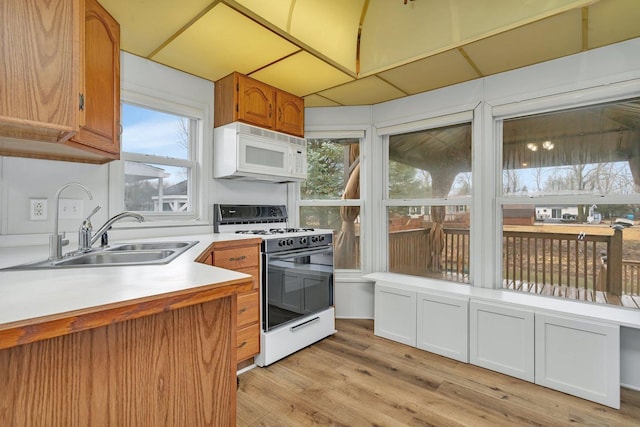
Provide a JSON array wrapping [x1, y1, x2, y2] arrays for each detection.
[[268, 246, 332, 260], [290, 316, 320, 332]]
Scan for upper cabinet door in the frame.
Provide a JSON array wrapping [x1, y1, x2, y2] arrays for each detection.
[[0, 0, 83, 142], [236, 75, 276, 130], [275, 91, 304, 137], [68, 0, 120, 158]]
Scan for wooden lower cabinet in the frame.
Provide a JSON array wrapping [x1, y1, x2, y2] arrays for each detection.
[[0, 297, 237, 426], [198, 238, 262, 363]]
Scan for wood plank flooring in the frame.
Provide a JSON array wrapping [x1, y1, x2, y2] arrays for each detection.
[[237, 319, 640, 426]]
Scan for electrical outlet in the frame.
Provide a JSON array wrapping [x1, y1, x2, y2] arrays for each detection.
[[59, 198, 83, 219], [30, 199, 48, 221]]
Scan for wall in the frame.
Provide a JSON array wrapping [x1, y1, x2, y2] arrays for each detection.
[[0, 52, 288, 246]]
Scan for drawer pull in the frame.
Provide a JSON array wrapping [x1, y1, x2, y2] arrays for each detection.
[[239, 307, 247, 313], [238, 341, 247, 348], [229, 255, 246, 262]]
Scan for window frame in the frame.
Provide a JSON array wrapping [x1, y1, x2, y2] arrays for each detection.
[[295, 130, 366, 274], [109, 90, 207, 224], [379, 111, 475, 283], [492, 83, 640, 291]]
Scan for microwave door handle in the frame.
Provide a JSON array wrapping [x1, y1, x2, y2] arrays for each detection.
[[268, 247, 331, 260]]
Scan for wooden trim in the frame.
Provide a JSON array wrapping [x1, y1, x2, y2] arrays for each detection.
[[0, 279, 252, 350]]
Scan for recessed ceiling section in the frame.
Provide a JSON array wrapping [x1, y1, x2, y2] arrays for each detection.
[[359, 0, 594, 76], [378, 49, 480, 95], [317, 76, 406, 106], [288, 0, 363, 73], [463, 9, 583, 77], [151, 3, 299, 81], [588, 0, 640, 49], [250, 52, 353, 97], [100, 0, 213, 57]]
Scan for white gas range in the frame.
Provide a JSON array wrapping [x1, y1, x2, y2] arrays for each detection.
[[214, 204, 336, 366]]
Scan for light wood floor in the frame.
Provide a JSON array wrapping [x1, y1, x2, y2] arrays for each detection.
[[237, 319, 640, 426]]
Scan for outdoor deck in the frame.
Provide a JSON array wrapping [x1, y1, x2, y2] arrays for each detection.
[[387, 225, 640, 310]]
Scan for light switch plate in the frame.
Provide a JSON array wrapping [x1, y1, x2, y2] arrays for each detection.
[[59, 198, 83, 219]]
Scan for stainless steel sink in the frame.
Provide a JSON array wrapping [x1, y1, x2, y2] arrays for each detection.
[[105, 241, 194, 251], [3, 241, 199, 270]]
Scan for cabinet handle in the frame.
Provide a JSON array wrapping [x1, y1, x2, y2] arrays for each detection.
[[239, 307, 247, 313], [238, 341, 247, 348], [229, 255, 246, 262], [269, 103, 272, 118], [79, 93, 85, 111], [278, 107, 282, 121]]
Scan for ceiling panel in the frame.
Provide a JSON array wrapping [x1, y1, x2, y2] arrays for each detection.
[[288, 0, 363, 73], [359, 0, 594, 76], [100, 0, 213, 57], [378, 49, 480, 95], [316, 76, 406, 106], [463, 9, 583, 77], [588, 0, 640, 49], [234, 0, 293, 31], [303, 94, 342, 108], [151, 4, 299, 82], [249, 52, 353, 97]]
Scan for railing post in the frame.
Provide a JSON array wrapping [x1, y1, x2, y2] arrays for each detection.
[[607, 228, 623, 296]]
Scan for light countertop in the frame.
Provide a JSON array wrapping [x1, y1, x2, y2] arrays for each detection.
[[0, 233, 260, 329]]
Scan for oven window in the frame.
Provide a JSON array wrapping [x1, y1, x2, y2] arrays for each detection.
[[264, 247, 334, 331]]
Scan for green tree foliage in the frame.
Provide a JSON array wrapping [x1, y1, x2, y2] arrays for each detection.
[[301, 139, 345, 199]]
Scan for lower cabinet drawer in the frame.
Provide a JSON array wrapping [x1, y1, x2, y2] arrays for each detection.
[[237, 323, 260, 361], [237, 290, 259, 327]]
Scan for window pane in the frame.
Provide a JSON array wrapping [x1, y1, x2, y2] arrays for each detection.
[[389, 122, 472, 199], [301, 139, 360, 200], [388, 205, 470, 284], [124, 161, 190, 213], [122, 103, 190, 159], [300, 206, 360, 269], [502, 204, 640, 309], [502, 98, 640, 197]]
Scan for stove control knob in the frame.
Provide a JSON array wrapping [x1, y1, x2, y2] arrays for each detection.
[[278, 239, 285, 246], [300, 237, 308, 245], [319, 235, 325, 242], [311, 236, 318, 243], [287, 239, 294, 246]]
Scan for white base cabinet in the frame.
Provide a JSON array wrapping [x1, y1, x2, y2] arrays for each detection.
[[374, 285, 416, 346], [469, 301, 535, 382], [374, 282, 469, 361], [417, 292, 468, 362], [535, 313, 620, 408]]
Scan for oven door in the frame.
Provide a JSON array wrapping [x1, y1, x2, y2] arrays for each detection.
[[263, 245, 334, 331]]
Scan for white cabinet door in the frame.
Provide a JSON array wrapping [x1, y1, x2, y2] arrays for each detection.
[[374, 284, 416, 346], [535, 313, 620, 408], [470, 301, 535, 382], [417, 292, 468, 362]]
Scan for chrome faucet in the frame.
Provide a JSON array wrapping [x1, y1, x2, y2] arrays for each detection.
[[50, 183, 94, 260], [90, 212, 145, 247]]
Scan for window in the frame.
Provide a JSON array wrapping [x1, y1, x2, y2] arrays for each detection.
[[499, 97, 640, 308], [386, 121, 472, 283], [120, 102, 199, 217], [298, 137, 362, 270]]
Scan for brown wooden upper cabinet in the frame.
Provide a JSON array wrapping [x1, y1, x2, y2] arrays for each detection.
[[215, 72, 305, 137], [0, 0, 120, 164]]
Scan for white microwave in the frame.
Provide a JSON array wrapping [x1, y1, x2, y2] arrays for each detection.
[[213, 122, 307, 182]]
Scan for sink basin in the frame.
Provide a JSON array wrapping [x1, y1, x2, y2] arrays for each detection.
[[106, 241, 194, 251], [55, 250, 175, 266], [3, 240, 199, 270]]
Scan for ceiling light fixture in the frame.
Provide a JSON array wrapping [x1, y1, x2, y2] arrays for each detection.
[[542, 140, 554, 150], [526, 142, 538, 151]]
